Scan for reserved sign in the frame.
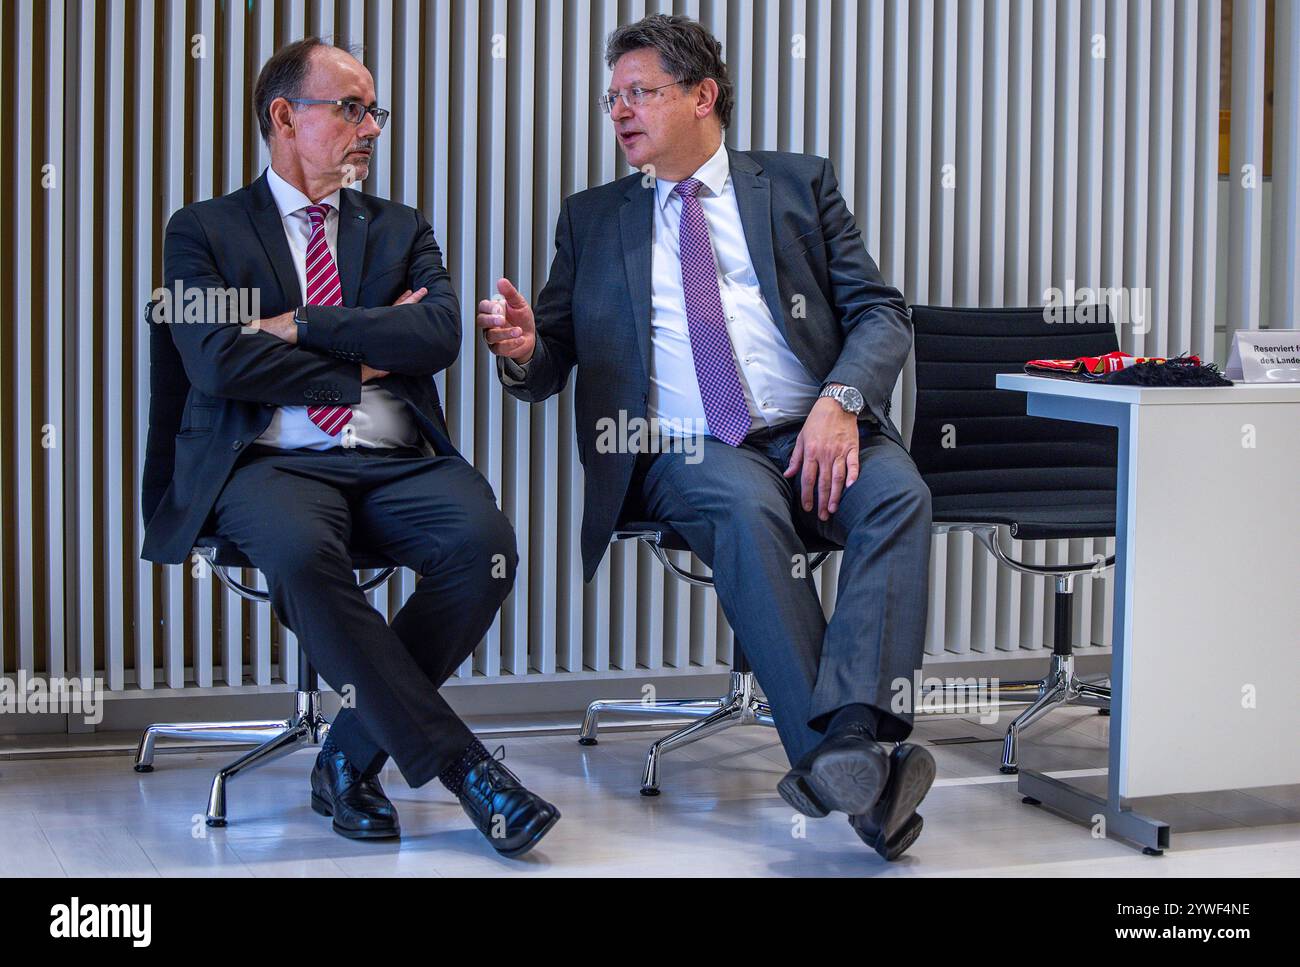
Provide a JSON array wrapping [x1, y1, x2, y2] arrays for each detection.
[[1224, 330, 1300, 382]]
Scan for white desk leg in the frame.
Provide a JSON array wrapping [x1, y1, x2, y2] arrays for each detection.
[[1013, 394, 1171, 854]]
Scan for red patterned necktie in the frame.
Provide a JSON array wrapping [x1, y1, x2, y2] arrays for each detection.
[[303, 203, 352, 436]]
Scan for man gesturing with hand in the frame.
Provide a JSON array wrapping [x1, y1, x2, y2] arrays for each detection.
[[483, 15, 935, 861]]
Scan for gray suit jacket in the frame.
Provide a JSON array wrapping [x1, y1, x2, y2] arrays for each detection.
[[498, 147, 912, 581]]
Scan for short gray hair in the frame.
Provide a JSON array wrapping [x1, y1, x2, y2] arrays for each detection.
[[605, 15, 734, 129], [253, 37, 363, 144]]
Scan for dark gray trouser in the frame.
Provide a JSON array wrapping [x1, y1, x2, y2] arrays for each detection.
[[638, 421, 932, 767], [211, 444, 518, 788]]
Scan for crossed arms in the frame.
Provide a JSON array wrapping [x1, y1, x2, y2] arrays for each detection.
[[161, 204, 461, 406]]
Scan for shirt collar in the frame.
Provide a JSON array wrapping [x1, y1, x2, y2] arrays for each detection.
[[655, 139, 730, 209], [265, 165, 343, 220]]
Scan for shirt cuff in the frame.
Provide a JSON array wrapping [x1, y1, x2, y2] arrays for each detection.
[[500, 354, 531, 385]]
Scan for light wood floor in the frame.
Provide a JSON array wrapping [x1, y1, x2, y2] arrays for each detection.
[[2, 706, 1297, 877]]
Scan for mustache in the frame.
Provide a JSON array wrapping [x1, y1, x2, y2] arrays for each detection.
[[349, 140, 376, 153]]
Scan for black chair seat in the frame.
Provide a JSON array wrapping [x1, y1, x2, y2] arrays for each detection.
[[193, 534, 397, 572], [931, 490, 1116, 541], [617, 520, 840, 555]]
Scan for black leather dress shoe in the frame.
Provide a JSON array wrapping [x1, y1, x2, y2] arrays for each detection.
[[458, 748, 560, 858], [310, 745, 401, 840], [777, 722, 891, 817], [848, 743, 935, 861]]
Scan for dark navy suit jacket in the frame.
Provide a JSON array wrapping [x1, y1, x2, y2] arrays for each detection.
[[499, 148, 913, 581], [141, 172, 463, 565]]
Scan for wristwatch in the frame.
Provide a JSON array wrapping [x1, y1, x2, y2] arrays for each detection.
[[819, 383, 865, 415], [292, 305, 310, 345]]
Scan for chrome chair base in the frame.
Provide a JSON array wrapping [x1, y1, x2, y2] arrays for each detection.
[[579, 669, 774, 796], [134, 689, 330, 826], [1000, 653, 1110, 774]]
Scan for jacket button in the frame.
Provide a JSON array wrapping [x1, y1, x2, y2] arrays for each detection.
[[232, 441, 243, 450]]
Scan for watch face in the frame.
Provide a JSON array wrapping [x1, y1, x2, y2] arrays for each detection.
[[841, 387, 865, 412]]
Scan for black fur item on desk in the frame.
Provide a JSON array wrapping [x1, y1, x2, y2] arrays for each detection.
[[1098, 355, 1234, 387]]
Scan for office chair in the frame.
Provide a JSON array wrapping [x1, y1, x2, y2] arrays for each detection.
[[909, 304, 1119, 773], [578, 522, 835, 795], [136, 300, 400, 825], [132, 537, 398, 826]]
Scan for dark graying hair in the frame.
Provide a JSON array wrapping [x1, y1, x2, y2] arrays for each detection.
[[605, 14, 734, 129], [253, 37, 362, 144]]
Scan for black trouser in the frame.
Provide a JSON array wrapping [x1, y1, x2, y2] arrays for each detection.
[[212, 443, 517, 788]]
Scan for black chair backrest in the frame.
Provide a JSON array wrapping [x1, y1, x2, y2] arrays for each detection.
[[909, 305, 1118, 502], [142, 300, 192, 525]]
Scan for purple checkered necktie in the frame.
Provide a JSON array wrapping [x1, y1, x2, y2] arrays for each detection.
[[674, 178, 752, 447]]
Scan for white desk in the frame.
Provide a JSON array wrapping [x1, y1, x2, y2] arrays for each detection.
[[997, 374, 1300, 852]]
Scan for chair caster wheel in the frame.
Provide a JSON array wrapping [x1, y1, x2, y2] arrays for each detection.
[[1142, 847, 1163, 856], [1022, 796, 1041, 806], [133, 764, 154, 773], [1000, 765, 1018, 775], [578, 737, 597, 746], [206, 818, 227, 828], [1098, 708, 1111, 717], [640, 786, 660, 797]]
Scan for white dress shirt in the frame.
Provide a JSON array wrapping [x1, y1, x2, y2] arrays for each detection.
[[648, 140, 821, 436], [254, 165, 419, 450]]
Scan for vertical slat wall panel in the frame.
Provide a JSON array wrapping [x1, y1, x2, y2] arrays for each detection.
[[1193, 0, 1221, 362], [15, 0, 35, 676], [1145, 0, 1174, 359], [133, 0, 156, 689], [43, 0, 66, 679], [1, 1, 1278, 699], [1100, 1, 1127, 323], [1226, 0, 1266, 344], [213, 3, 241, 691], [0, 0, 6, 682], [1167, 0, 1200, 361], [1272, 0, 1300, 331], [73, 0, 100, 680], [103, 0, 126, 690], [1121, 0, 1150, 357]]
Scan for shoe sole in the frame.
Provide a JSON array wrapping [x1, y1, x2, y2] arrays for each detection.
[[494, 808, 562, 859], [860, 812, 924, 861], [311, 791, 401, 840], [777, 771, 829, 818], [806, 743, 891, 815], [874, 744, 936, 844]]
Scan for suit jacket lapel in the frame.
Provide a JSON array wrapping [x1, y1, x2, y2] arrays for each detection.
[[246, 173, 302, 307], [729, 150, 789, 345], [336, 188, 369, 307], [619, 178, 655, 379]]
